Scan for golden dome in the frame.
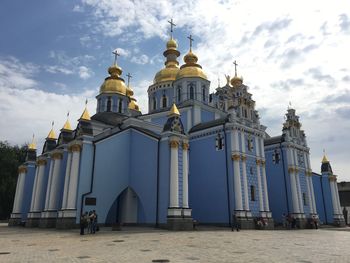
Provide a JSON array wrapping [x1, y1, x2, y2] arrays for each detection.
[[176, 48, 207, 80], [128, 97, 140, 111], [166, 38, 178, 50], [99, 64, 127, 95], [154, 65, 180, 83], [231, 75, 243, 87]]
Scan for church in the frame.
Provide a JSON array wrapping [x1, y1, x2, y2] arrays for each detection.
[[9, 23, 345, 230]]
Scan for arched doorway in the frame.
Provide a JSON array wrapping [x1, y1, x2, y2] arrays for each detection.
[[106, 187, 143, 225]]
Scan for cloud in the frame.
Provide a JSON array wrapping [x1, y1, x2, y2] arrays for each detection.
[[253, 18, 292, 35], [335, 106, 350, 119], [0, 57, 39, 89], [79, 66, 93, 79], [130, 54, 149, 65], [339, 14, 350, 33], [73, 5, 84, 12], [271, 78, 304, 91], [46, 66, 74, 75], [306, 67, 335, 85]]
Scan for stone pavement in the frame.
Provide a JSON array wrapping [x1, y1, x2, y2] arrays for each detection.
[[1, 224, 350, 263]]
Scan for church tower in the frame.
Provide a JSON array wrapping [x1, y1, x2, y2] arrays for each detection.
[[321, 154, 345, 226], [148, 20, 181, 113]]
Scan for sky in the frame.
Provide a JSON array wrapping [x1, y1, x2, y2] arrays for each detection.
[[0, 0, 349, 180]]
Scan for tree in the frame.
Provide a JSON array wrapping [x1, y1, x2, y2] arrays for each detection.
[[0, 141, 27, 220]]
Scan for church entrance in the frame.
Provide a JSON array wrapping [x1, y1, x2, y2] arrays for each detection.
[[117, 187, 138, 224]]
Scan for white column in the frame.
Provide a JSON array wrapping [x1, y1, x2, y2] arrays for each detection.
[[33, 162, 46, 211], [334, 181, 342, 214], [330, 179, 339, 215], [48, 154, 62, 210], [232, 129, 243, 211], [241, 133, 249, 211], [287, 147, 300, 213], [13, 170, 26, 213], [256, 161, 264, 212], [169, 140, 179, 208], [44, 159, 55, 210], [182, 142, 189, 208], [293, 148, 304, 213], [30, 166, 40, 211], [67, 146, 81, 209], [61, 152, 72, 210]]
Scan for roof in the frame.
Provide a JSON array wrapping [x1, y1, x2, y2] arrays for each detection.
[[189, 118, 227, 133], [264, 135, 283, 146], [91, 112, 128, 126]]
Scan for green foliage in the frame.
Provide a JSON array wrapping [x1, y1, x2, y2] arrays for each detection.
[[0, 141, 27, 220]]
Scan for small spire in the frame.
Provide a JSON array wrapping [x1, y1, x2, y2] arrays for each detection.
[[28, 134, 36, 150], [47, 121, 56, 139], [80, 99, 91, 121], [233, 60, 238, 77], [168, 103, 180, 117], [62, 111, 72, 130], [322, 149, 329, 163]]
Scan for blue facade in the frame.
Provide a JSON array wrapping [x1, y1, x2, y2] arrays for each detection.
[[312, 174, 334, 224], [21, 164, 36, 220]]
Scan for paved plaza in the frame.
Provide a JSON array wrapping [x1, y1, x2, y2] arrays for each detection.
[[1, 224, 350, 263]]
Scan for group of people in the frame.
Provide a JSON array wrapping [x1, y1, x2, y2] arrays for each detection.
[[80, 210, 98, 235], [282, 213, 318, 229]]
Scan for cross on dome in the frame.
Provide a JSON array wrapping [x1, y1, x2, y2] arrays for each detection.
[[187, 35, 194, 51], [126, 72, 132, 87], [112, 49, 120, 65], [233, 60, 238, 76], [168, 18, 176, 38]]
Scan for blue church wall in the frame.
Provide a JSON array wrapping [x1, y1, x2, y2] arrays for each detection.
[[246, 156, 260, 216], [149, 86, 174, 111], [80, 130, 159, 225], [312, 174, 333, 224], [201, 109, 214, 123], [21, 164, 36, 220], [150, 116, 168, 127], [158, 139, 170, 224], [180, 109, 188, 132], [76, 140, 94, 223], [128, 129, 158, 223], [189, 133, 232, 224], [265, 146, 291, 223]]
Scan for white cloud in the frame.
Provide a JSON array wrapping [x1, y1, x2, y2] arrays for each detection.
[[79, 66, 93, 79], [73, 5, 84, 12], [130, 54, 149, 65], [46, 65, 74, 75]]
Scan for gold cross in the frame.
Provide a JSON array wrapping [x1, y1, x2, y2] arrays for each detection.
[[233, 60, 238, 76], [187, 35, 194, 51], [126, 72, 132, 87], [112, 49, 120, 65], [168, 18, 176, 38]]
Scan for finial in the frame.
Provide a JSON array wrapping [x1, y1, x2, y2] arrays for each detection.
[[28, 134, 36, 150], [80, 100, 91, 121], [62, 111, 72, 131], [225, 74, 230, 85], [288, 101, 292, 110], [168, 103, 180, 117], [233, 60, 238, 77], [47, 121, 56, 139], [126, 72, 132, 87], [218, 76, 220, 88], [168, 18, 176, 39], [322, 149, 329, 163], [112, 49, 120, 65], [187, 34, 194, 51]]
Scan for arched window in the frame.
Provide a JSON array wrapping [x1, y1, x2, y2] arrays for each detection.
[[107, 97, 112, 112], [153, 97, 156, 110], [177, 87, 181, 102], [216, 133, 224, 150], [202, 86, 206, 102], [250, 185, 256, 201], [118, 100, 123, 113], [162, 95, 167, 108], [189, 84, 194, 100]]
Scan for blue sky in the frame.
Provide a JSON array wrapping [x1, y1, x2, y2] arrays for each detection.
[[0, 0, 349, 180]]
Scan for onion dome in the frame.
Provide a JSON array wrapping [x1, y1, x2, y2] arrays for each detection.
[[176, 49, 207, 80], [28, 135, 36, 150], [230, 74, 243, 87], [153, 38, 180, 84], [128, 97, 140, 111], [99, 63, 128, 95]]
